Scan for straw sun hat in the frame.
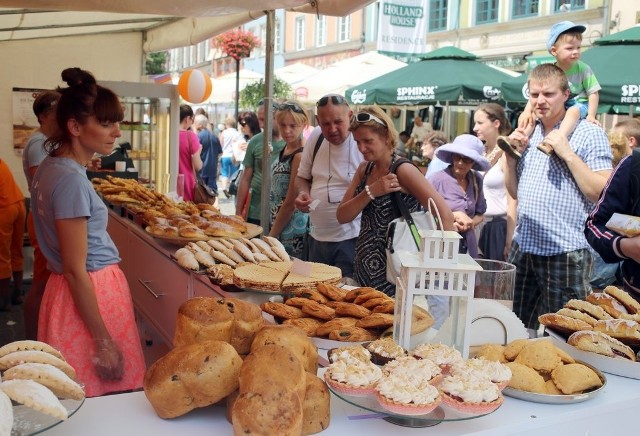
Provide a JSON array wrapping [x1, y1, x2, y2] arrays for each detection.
[[435, 134, 490, 171]]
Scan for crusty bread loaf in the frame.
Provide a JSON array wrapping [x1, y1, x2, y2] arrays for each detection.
[[239, 344, 307, 402], [232, 387, 303, 436], [173, 297, 264, 355], [301, 372, 331, 435], [251, 325, 318, 375], [143, 340, 242, 419]]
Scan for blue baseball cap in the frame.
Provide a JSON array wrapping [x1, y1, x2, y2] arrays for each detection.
[[547, 21, 586, 52]]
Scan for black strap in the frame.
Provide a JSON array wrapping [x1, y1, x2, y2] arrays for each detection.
[[389, 157, 421, 250], [310, 134, 324, 169]]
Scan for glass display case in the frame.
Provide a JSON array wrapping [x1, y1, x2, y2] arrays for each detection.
[[100, 81, 179, 193]]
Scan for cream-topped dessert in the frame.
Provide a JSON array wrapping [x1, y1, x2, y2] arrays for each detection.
[[451, 358, 512, 389], [382, 356, 442, 384], [365, 338, 406, 364], [375, 372, 441, 415], [439, 374, 503, 414], [412, 343, 463, 369], [324, 359, 382, 397], [329, 345, 371, 365]]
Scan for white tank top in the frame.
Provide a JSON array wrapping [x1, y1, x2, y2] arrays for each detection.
[[482, 160, 507, 216]]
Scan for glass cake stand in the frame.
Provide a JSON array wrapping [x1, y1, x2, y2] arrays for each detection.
[[11, 397, 84, 435], [326, 383, 500, 428]]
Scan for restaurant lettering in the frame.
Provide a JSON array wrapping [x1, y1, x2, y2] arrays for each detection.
[[621, 85, 640, 103], [382, 3, 424, 28], [396, 85, 437, 101]]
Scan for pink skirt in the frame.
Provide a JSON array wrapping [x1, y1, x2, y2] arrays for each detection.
[[38, 264, 146, 397]]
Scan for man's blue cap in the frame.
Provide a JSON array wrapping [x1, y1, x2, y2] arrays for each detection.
[[547, 21, 586, 52]]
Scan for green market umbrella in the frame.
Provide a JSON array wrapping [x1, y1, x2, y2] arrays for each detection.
[[581, 26, 640, 107], [345, 46, 511, 106], [501, 73, 528, 104]]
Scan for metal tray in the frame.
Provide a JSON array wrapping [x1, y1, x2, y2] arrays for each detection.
[[503, 360, 606, 404]]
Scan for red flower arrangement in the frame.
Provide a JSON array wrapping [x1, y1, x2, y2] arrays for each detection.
[[213, 28, 261, 61]]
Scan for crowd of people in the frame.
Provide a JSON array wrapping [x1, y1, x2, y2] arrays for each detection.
[[2, 19, 639, 399]]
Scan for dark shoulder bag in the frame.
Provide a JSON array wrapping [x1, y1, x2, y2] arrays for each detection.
[[188, 133, 217, 204]]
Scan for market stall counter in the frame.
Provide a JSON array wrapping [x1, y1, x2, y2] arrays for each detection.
[[44, 367, 638, 435]]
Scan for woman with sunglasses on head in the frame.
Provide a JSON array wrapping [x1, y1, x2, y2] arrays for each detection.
[[30, 67, 145, 397], [427, 134, 489, 258], [336, 106, 454, 296], [268, 101, 310, 258]]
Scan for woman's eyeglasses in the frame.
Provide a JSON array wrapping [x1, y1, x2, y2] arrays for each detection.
[[277, 102, 306, 114], [452, 154, 474, 165], [316, 94, 348, 107], [353, 112, 387, 128]]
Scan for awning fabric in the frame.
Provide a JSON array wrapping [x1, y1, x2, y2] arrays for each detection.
[[0, 0, 375, 51]]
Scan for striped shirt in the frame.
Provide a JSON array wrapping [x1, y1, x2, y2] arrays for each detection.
[[564, 60, 601, 102], [514, 119, 611, 256]]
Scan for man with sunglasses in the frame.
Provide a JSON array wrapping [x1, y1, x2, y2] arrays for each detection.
[[294, 94, 364, 279]]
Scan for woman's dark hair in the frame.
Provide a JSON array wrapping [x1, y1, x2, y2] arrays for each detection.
[[239, 111, 261, 139], [46, 67, 123, 156], [180, 104, 194, 122]]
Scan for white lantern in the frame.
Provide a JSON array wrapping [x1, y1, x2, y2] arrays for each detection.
[[393, 230, 482, 358]]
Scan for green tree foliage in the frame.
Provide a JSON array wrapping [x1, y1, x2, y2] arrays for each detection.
[[145, 51, 168, 75], [239, 78, 293, 110]]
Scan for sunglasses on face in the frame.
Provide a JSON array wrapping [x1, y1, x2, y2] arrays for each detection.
[[316, 94, 348, 107], [353, 112, 387, 128], [239, 120, 247, 126], [452, 154, 474, 165], [277, 102, 305, 114]]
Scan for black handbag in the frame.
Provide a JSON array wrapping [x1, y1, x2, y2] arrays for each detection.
[[227, 167, 243, 196]]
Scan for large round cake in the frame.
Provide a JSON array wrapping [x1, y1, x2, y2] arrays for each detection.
[[233, 261, 342, 292]]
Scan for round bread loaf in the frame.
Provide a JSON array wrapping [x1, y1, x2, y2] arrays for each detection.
[[251, 325, 318, 374], [232, 387, 303, 436], [173, 297, 264, 355], [143, 340, 242, 419], [239, 344, 307, 401], [301, 373, 331, 435]]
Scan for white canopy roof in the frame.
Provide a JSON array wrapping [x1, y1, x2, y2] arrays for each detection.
[[293, 51, 407, 103], [0, 1, 375, 51]]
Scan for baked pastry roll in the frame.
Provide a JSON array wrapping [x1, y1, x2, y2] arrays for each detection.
[[568, 330, 636, 361]]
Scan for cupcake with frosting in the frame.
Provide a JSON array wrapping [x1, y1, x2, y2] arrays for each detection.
[[438, 374, 504, 414], [324, 359, 382, 397], [450, 358, 512, 390], [412, 343, 463, 373], [375, 372, 441, 416], [328, 345, 371, 365], [365, 338, 406, 365], [382, 356, 442, 385]]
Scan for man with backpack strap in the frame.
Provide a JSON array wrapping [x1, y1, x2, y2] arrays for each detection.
[[294, 94, 364, 279]]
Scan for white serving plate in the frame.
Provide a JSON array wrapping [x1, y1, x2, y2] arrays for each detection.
[[546, 328, 640, 380], [503, 360, 606, 404]]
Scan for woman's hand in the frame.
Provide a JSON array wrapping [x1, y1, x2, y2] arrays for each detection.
[[92, 339, 124, 380], [453, 211, 474, 232], [370, 174, 402, 197]]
